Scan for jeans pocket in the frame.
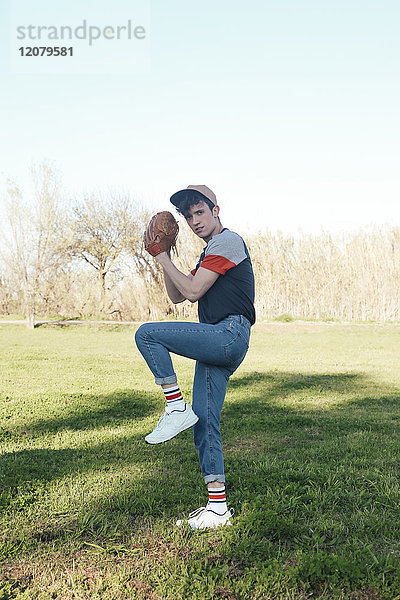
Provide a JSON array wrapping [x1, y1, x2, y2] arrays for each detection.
[[222, 330, 249, 369]]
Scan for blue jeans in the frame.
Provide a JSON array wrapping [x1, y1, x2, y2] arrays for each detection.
[[134, 315, 251, 484]]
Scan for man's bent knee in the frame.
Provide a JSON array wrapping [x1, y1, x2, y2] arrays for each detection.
[[134, 323, 151, 348]]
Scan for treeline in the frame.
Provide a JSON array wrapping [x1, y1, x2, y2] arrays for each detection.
[[248, 228, 400, 322], [0, 165, 399, 327]]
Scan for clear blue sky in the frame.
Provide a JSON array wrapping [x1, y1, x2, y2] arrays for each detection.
[[1, 0, 399, 233]]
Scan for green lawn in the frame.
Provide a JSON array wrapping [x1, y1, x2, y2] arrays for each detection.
[[0, 322, 399, 600]]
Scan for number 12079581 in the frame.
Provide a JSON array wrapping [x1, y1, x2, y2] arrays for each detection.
[[19, 47, 73, 56]]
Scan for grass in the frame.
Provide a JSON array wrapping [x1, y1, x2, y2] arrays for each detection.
[[0, 315, 25, 321], [0, 321, 399, 600]]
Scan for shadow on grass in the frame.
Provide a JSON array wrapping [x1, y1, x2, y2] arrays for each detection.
[[1, 370, 399, 542], [3, 390, 158, 434], [223, 371, 400, 435]]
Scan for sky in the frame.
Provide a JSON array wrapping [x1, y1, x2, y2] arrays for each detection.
[[0, 0, 399, 235]]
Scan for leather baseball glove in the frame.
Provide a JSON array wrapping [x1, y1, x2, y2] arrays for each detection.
[[144, 211, 179, 256]]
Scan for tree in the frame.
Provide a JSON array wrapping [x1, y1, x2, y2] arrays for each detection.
[[1, 164, 70, 328], [70, 193, 143, 315]]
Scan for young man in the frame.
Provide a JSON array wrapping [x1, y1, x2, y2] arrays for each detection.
[[135, 184, 255, 529]]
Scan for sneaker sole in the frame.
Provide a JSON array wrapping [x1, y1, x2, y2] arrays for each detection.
[[176, 517, 232, 530], [145, 413, 199, 444], [177, 509, 234, 529], [189, 519, 232, 530]]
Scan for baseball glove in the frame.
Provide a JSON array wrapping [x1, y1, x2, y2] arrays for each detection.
[[144, 211, 179, 257]]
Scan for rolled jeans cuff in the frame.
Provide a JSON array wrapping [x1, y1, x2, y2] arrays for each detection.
[[154, 374, 177, 385], [204, 474, 226, 484]]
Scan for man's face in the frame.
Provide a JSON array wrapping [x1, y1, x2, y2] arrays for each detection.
[[184, 200, 220, 241]]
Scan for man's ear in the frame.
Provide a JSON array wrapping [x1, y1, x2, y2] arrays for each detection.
[[212, 205, 220, 217]]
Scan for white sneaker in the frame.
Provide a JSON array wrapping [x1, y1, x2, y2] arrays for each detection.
[[176, 506, 234, 530], [145, 404, 198, 444]]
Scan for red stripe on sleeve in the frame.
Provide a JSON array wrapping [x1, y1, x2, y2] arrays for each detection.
[[200, 254, 236, 275], [190, 268, 196, 276]]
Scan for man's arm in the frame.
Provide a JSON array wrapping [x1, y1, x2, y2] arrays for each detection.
[[162, 267, 190, 304], [157, 252, 219, 303]]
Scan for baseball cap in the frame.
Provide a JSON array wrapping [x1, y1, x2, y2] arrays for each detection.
[[170, 185, 217, 208]]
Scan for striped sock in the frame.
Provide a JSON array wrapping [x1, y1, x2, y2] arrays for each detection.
[[207, 485, 228, 515], [163, 384, 185, 413]]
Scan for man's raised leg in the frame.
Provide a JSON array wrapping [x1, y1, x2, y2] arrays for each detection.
[[144, 379, 198, 444]]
